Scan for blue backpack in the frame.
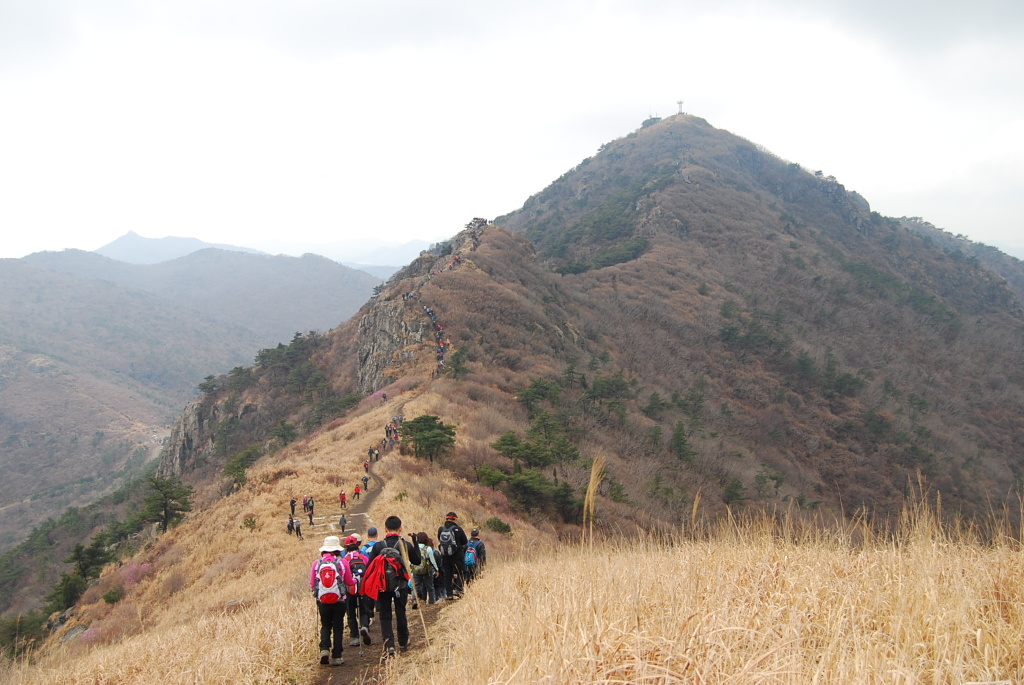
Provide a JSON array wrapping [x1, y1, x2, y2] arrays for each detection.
[[464, 540, 479, 567]]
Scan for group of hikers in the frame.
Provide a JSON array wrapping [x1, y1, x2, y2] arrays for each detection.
[[396, 221, 488, 376], [377, 414, 404, 456], [309, 511, 487, 665], [284, 494, 322, 538], [465, 217, 486, 251], [308, 222, 493, 666], [287, 483, 366, 535]]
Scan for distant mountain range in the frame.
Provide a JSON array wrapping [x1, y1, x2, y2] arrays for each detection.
[[23, 249, 381, 345], [94, 231, 266, 264], [0, 247, 385, 553], [94, 230, 434, 277]]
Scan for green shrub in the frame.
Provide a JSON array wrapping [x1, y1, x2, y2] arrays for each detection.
[[485, 517, 512, 535]]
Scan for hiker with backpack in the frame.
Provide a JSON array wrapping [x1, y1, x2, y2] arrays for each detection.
[[437, 512, 468, 599], [431, 544, 445, 600], [465, 528, 486, 584], [361, 526, 379, 555], [342, 535, 373, 648], [294, 518, 303, 540], [363, 515, 421, 658], [359, 527, 379, 630], [287, 515, 295, 535], [310, 536, 356, 666], [411, 532, 440, 604]]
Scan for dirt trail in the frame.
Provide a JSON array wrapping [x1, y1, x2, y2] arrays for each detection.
[[306, 458, 446, 685]]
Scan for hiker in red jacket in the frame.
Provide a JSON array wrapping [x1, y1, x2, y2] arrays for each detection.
[[364, 515, 421, 657]]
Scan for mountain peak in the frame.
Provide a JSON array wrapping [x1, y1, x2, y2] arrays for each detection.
[[94, 232, 266, 264]]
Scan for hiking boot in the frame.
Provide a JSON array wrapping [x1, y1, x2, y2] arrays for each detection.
[[360, 625, 372, 645], [330, 657, 344, 666], [350, 637, 360, 646], [383, 647, 396, 660], [319, 650, 330, 665]]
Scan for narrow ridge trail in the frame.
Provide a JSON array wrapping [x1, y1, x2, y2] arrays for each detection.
[[306, 455, 447, 685]]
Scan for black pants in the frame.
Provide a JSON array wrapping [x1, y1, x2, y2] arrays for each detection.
[[375, 588, 409, 650], [317, 601, 346, 658], [441, 555, 465, 598], [346, 594, 374, 638]]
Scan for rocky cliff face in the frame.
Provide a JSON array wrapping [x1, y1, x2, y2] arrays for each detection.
[[156, 395, 263, 478], [157, 228, 485, 474], [356, 296, 429, 393], [355, 231, 482, 393], [156, 398, 217, 478]]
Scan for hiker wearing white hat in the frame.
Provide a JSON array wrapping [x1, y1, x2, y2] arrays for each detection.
[[310, 536, 355, 666]]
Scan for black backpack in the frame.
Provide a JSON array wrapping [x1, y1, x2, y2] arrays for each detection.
[[378, 542, 408, 593], [438, 527, 458, 557], [347, 553, 367, 594]]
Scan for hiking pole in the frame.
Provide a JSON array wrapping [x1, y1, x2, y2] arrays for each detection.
[[400, 536, 431, 650], [413, 586, 430, 650]]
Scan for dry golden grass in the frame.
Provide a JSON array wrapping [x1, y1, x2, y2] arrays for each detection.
[[0, 387, 542, 685], [5, 382, 1023, 684], [391, 506, 1024, 684]]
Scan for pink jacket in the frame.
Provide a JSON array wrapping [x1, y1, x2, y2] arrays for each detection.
[[310, 553, 355, 592]]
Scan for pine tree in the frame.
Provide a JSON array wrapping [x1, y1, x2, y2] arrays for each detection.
[[142, 475, 193, 533]]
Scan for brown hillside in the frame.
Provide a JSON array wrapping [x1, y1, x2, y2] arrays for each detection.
[[139, 206, 1023, 558], [157, 137, 1024, 534], [0, 259, 263, 554]]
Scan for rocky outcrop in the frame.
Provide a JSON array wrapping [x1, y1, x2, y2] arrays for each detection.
[[156, 398, 216, 478], [355, 234, 483, 393], [356, 297, 429, 393], [156, 395, 264, 477]]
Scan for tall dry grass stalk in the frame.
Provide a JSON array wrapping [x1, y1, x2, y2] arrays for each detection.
[[584, 453, 606, 543]]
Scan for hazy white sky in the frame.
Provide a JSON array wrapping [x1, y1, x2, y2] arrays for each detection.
[[2, 0, 1022, 259]]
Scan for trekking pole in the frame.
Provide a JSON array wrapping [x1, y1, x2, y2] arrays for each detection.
[[415, 591, 430, 650], [400, 537, 431, 650]]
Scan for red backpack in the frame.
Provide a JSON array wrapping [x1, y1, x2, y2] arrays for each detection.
[[315, 558, 344, 604]]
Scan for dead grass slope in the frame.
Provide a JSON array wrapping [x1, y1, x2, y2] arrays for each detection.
[[1, 386, 549, 685], [388, 505, 1024, 684]]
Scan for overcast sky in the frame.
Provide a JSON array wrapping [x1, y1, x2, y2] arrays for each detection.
[[2, 0, 1022, 260]]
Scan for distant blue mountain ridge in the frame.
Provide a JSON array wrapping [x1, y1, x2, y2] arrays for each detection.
[[93, 231, 433, 278], [94, 231, 266, 264]]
